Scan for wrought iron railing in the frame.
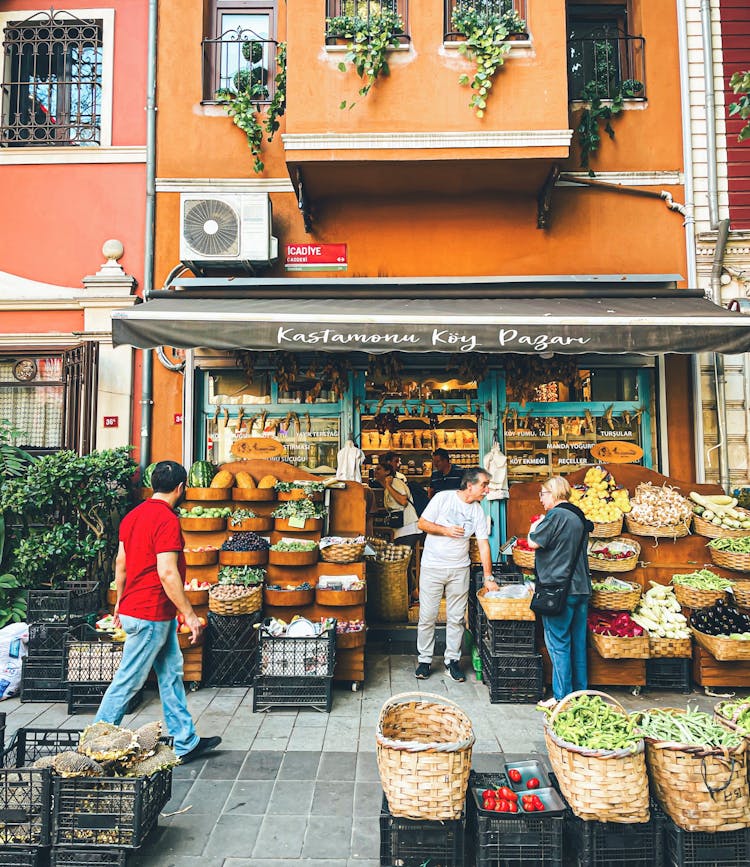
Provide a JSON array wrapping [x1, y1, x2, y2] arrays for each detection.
[[325, 0, 409, 44], [1, 10, 102, 147], [444, 0, 528, 42], [202, 29, 278, 103], [567, 34, 646, 102]]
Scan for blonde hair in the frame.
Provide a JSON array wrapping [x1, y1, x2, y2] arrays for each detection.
[[542, 476, 571, 502]]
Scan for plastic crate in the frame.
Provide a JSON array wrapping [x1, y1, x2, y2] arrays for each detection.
[[253, 675, 332, 712], [27, 582, 100, 625], [568, 812, 664, 866], [473, 564, 525, 585], [20, 661, 67, 703], [52, 768, 172, 849], [257, 626, 336, 677], [0, 848, 47, 867], [65, 625, 124, 683], [204, 645, 257, 687], [380, 793, 465, 867], [207, 611, 262, 651], [50, 848, 128, 866], [66, 683, 143, 716], [480, 643, 544, 703], [0, 712, 5, 755], [482, 618, 537, 655], [28, 622, 69, 659], [645, 658, 692, 694], [663, 813, 750, 866]]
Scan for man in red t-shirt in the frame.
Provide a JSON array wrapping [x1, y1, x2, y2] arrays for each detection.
[[95, 461, 221, 763]]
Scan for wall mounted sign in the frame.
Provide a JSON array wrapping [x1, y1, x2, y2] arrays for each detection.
[[13, 359, 37, 381], [174, 413, 183, 425], [103, 416, 119, 428], [285, 243, 347, 271], [590, 442, 645, 463], [230, 436, 286, 459]]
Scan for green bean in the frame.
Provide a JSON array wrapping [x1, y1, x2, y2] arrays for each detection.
[[671, 569, 733, 590], [709, 537, 750, 553], [637, 708, 741, 748], [550, 696, 641, 751]]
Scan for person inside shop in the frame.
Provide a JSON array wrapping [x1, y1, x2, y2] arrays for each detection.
[[415, 467, 498, 682], [94, 461, 222, 764], [372, 462, 421, 549], [429, 448, 463, 497], [527, 475, 593, 704], [381, 451, 408, 482]]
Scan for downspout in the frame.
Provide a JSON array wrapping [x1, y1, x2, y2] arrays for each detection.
[[677, 0, 704, 481], [139, 0, 158, 473], [710, 219, 732, 491]]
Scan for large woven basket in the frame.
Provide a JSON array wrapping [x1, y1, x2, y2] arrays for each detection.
[[320, 541, 366, 563], [648, 635, 692, 658], [377, 692, 475, 820], [708, 546, 750, 573], [589, 516, 624, 538], [732, 581, 750, 608], [590, 580, 641, 611], [366, 547, 411, 622], [544, 691, 649, 823], [625, 515, 691, 539], [208, 584, 262, 616], [512, 546, 535, 569], [694, 509, 750, 539], [692, 627, 750, 661], [477, 587, 534, 621], [590, 630, 650, 659], [588, 540, 641, 574], [673, 583, 728, 610], [640, 709, 750, 832]]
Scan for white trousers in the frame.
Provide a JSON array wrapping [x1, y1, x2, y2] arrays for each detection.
[[417, 565, 469, 664]]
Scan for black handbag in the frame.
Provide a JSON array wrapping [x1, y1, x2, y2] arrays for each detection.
[[384, 509, 405, 529], [530, 525, 587, 617]]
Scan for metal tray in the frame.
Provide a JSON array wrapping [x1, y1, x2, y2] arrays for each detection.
[[471, 785, 567, 817], [504, 758, 550, 792]]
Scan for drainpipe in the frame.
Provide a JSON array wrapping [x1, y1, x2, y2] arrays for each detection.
[[677, 0, 704, 481], [139, 0, 158, 473], [711, 219, 732, 491]]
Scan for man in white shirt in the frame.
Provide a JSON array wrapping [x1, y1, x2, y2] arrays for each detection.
[[415, 467, 496, 682]]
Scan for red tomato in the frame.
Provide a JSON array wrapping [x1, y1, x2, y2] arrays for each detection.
[[535, 802, 545, 811], [531, 796, 544, 810], [498, 787, 518, 801], [508, 769, 522, 783], [482, 789, 494, 799], [507, 800, 518, 813], [497, 799, 510, 812], [526, 777, 540, 790]]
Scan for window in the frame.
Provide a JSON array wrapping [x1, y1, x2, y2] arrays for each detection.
[[567, 4, 645, 101], [1, 10, 103, 147], [444, 0, 527, 42], [325, 0, 409, 44], [203, 1, 275, 103]]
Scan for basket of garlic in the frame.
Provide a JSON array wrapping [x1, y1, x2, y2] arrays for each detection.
[[631, 582, 692, 658], [624, 482, 693, 539]]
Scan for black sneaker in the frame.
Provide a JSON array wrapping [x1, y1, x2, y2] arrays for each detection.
[[445, 661, 466, 683], [179, 736, 222, 764], [415, 662, 431, 680]]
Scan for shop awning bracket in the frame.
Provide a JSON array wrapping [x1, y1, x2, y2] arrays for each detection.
[[295, 168, 313, 234], [537, 164, 561, 230]]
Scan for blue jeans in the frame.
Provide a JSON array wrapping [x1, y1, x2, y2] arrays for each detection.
[[95, 614, 199, 756], [543, 594, 589, 701]]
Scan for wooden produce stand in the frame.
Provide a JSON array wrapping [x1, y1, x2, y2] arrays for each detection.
[[181, 460, 368, 689], [508, 465, 738, 689]]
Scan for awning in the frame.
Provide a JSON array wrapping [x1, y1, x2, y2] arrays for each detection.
[[112, 294, 750, 355]]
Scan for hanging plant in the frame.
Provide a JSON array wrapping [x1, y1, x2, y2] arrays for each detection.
[[329, 5, 404, 109], [265, 42, 287, 141], [452, 3, 517, 117], [729, 70, 750, 142]]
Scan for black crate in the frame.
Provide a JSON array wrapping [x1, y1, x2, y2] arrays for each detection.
[[380, 793, 465, 867], [0, 712, 5, 755], [0, 848, 47, 867], [257, 626, 336, 677], [52, 769, 171, 849], [473, 564, 525, 585], [207, 611, 261, 651], [65, 625, 124, 684], [28, 622, 69, 657], [20, 661, 67, 704], [482, 618, 537, 655], [663, 813, 750, 866], [66, 683, 143, 716], [469, 772, 563, 867], [27, 582, 100, 625], [253, 675, 332, 712], [480, 643, 544, 704], [50, 847, 128, 866], [568, 812, 664, 866], [204, 646, 256, 687], [645, 658, 692, 694]]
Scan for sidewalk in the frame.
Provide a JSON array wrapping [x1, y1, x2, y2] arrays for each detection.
[[2, 652, 717, 865]]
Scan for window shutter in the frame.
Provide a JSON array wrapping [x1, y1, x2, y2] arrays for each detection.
[[62, 342, 99, 454]]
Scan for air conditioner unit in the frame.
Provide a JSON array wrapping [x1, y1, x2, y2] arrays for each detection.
[[179, 192, 278, 275]]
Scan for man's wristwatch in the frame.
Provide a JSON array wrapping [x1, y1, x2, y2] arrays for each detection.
[[483, 575, 495, 585]]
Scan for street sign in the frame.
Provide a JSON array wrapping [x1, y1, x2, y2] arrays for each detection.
[[285, 243, 347, 271]]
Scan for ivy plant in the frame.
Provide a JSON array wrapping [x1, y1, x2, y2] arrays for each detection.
[[729, 70, 750, 142], [452, 3, 519, 117], [576, 78, 643, 175]]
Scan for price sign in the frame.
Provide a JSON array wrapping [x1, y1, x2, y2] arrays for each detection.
[[103, 416, 119, 428]]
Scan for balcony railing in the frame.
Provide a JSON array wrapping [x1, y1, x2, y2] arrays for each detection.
[[444, 0, 528, 42], [202, 29, 278, 104], [325, 0, 409, 44], [567, 34, 646, 102]]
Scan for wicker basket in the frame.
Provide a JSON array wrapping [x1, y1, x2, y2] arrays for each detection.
[[376, 692, 475, 820], [673, 583, 728, 609], [268, 548, 319, 566], [693, 509, 750, 539], [648, 635, 693, 658], [366, 547, 412, 622], [208, 584, 262, 616], [692, 627, 750, 661], [185, 487, 229, 501], [625, 515, 691, 539], [184, 548, 218, 566], [590, 580, 641, 611], [588, 539, 641, 573], [229, 517, 273, 533], [544, 690, 649, 823], [640, 709, 750, 832], [732, 581, 750, 608], [477, 587, 534, 621], [512, 546, 535, 569], [320, 541, 366, 563], [708, 546, 750, 573], [407, 599, 448, 623], [218, 549, 268, 566], [590, 516, 624, 538], [590, 630, 650, 659], [714, 701, 750, 740]]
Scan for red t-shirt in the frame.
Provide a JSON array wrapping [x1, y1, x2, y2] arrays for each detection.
[[117, 499, 185, 621]]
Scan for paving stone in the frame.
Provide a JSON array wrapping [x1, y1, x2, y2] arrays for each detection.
[[250, 736, 291, 751], [268, 779, 316, 814], [355, 752, 379, 781], [349, 815, 382, 860], [178, 778, 234, 817], [277, 750, 321, 779], [198, 748, 248, 780], [224, 779, 275, 814], [253, 812, 307, 858], [204, 812, 263, 857], [354, 782, 384, 816], [310, 780, 355, 815], [317, 751, 357, 780], [239, 750, 283, 779], [302, 815, 353, 859], [148, 810, 218, 855]]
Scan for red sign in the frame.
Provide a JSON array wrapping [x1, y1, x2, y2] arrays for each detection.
[[103, 416, 119, 428], [285, 243, 347, 271], [174, 414, 183, 425]]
